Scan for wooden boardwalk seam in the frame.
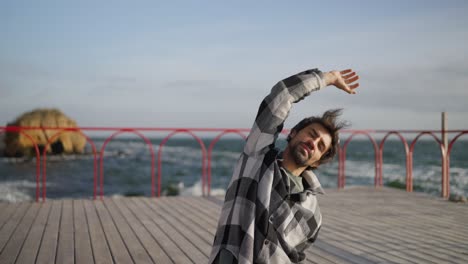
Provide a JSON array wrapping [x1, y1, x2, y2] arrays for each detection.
[[0, 187, 467, 264]]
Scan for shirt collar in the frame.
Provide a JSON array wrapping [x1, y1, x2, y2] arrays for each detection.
[[301, 169, 325, 195], [277, 155, 325, 195]]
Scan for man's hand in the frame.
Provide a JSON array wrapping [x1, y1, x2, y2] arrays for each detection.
[[323, 69, 360, 94]]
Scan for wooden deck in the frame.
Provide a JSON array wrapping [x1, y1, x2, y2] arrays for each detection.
[[0, 187, 467, 264]]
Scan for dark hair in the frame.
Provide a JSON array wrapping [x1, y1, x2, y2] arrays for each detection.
[[287, 109, 348, 169]]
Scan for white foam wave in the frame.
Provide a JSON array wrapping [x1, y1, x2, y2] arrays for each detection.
[[179, 180, 226, 197], [0, 180, 34, 202]]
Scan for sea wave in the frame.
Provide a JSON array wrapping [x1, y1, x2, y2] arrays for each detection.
[[0, 139, 466, 202], [179, 180, 226, 197], [0, 180, 34, 202]]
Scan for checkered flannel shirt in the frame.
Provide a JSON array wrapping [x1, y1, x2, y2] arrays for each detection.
[[209, 69, 327, 264]]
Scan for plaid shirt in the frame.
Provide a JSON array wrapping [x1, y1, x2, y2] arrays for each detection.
[[210, 69, 327, 264]]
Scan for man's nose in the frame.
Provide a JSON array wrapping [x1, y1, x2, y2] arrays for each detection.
[[307, 138, 319, 149]]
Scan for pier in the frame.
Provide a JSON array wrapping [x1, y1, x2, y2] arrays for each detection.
[[0, 187, 467, 264]]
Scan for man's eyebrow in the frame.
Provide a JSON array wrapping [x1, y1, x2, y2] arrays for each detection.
[[311, 128, 318, 137]]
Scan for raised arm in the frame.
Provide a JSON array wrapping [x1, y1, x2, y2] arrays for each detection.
[[243, 68, 359, 156], [243, 69, 325, 155]]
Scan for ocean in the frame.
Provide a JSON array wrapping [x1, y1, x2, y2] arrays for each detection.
[[1, 138, 467, 202]]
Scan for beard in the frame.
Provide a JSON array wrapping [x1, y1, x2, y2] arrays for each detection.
[[290, 142, 310, 167]]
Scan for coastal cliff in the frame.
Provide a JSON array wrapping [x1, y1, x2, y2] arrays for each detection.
[[3, 108, 86, 157]]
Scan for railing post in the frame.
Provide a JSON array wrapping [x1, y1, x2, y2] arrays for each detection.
[[378, 148, 383, 187], [441, 112, 449, 198], [407, 152, 413, 192], [375, 146, 380, 187]]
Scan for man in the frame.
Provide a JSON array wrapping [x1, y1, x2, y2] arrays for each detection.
[[210, 68, 360, 263]]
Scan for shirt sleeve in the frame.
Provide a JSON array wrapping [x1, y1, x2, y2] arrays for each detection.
[[243, 69, 326, 156]]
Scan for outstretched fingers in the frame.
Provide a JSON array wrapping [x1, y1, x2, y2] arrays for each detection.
[[344, 70, 359, 94], [340, 69, 353, 75], [345, 75, 359, 84], [342, 71, 356, 79], [349, 83, 359, 89]]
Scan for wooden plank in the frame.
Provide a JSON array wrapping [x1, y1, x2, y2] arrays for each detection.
[[162, 198, 219, 249], [0, 202, 31, 253], [311, 239, 377, 264], [191, 197, 222, 215], [322, 211, 438, 263], [186, 198, 223, 225], [56, 200, 74, 264], [94, 200, 133, 264], [364, 211, 464, 246], [315, 232, 390, 263], [110, 198, 171, 263], [399, 217, 465, 246], [142, 197, 212, 257], [321, 235, 403, 264], [157, 198, 214, 244], [307, 247, 350, 264], [102, 198, 153, 264], [318, 227, 407, 263], [323, 189, 468, 245], [324, 210, 463, 263], [169, 198, 218, 229], [319, 189, 468, 263], [0, 203, 18, 230], [73, 200, 93, 264], [36, 200, 62, 264], [83, 199, 113, 264], [309, 252, 353, 264], [124, 198, 192, 264], [15, 202, 52, 264], [429, 245, 468, 263], [0, 202, 40, 264], [362, 223, 463, 262]]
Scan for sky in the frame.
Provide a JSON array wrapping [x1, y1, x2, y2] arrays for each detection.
[[1, 0, 467, 132]]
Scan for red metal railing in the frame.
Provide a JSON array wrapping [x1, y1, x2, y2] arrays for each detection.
[[340, 130, 379, 189], [340, 129, 467, 199], [207, 130, 248, 196], [1, 126, 466, 202], [42, 128, 99, 202]]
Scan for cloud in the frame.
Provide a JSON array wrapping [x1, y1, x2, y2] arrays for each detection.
[[355, 58, 468, 112]]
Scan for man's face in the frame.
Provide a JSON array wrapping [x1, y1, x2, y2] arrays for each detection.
[[287, 123, 332, 168]]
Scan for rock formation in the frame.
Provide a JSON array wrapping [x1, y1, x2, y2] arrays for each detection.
[[3, 108, 86, 157]]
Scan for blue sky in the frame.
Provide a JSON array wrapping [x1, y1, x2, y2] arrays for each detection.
[[1, 0, 467, 130]]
